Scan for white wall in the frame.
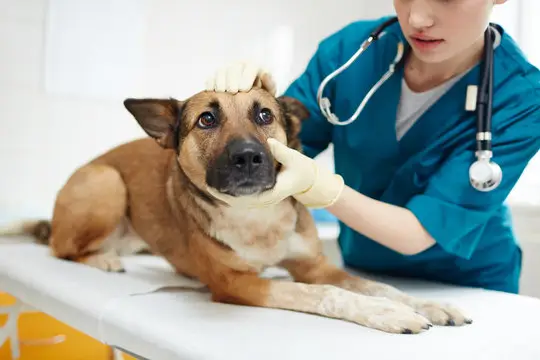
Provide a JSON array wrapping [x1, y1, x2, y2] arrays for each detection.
[[0, 0, 395, 221]]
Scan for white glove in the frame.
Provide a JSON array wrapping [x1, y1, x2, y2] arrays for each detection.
[[204, 61, 277, 96], [207, 138, 345, 209]]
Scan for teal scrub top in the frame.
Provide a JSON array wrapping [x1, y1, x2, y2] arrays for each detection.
[[283, 16, 540, 294]]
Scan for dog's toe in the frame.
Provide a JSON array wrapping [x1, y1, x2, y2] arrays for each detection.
[[363, 299, 432, 334], [413, 301, 471, 327]]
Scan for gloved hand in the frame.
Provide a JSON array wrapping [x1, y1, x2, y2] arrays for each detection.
[[204, 61, 277, 96], [207, 138, 345, 209]]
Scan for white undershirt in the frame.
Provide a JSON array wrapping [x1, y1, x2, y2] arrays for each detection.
[[395, 28, 501, 141], [395, 75, 462, 140]]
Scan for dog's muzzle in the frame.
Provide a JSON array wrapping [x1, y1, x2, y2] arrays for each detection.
[[206, 138, 276, 196]]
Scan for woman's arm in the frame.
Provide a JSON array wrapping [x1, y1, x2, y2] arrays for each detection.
[[326, 185, 436, 255]]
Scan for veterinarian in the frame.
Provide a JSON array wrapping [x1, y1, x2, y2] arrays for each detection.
[[205, 0, 540, 294]]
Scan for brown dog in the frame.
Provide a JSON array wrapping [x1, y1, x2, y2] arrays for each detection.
[[9, 86, 471, 334]]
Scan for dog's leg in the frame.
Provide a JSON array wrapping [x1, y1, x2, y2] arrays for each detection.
[[282, 253, 471, 326], [205, 267, 432, 334], [281, 206, 473, 327], [48, 164, 127, 272], [190, 237, 429, 335]]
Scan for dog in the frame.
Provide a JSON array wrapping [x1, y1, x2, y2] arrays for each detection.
[[7, 85, 471, 334]]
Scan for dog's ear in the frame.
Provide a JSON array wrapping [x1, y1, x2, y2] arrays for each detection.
[[276, 95, 310, 151], [277, 95, 310, 120], [123, 98, 184, 149]]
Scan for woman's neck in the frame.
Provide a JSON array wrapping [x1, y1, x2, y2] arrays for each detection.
[[404, 35, 485, 93]]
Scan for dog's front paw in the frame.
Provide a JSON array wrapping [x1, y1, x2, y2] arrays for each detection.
[[412, 300, 472, 326], [360, 297, 432, 334]]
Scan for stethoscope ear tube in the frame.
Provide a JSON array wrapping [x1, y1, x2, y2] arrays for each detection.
[[476, 25, 495, 153], [316, 17, 403, 126], [469, 24, 502, 192], [369, 17, 400, 39]]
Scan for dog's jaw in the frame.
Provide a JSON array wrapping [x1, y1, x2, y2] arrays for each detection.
[[216, 180, 276, 197], [207, 161, 280, 198], [208, 159, 282, 198]]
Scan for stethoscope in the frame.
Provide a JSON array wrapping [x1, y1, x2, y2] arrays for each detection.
[[317, 16, 502, 192]]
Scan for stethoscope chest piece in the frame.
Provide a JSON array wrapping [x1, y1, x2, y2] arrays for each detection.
[[469, 151, 503, 192]]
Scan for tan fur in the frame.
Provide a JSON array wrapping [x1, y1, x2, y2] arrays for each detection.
[[8, 88, 471, 334]]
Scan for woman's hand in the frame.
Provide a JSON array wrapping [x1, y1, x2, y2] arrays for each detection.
[[207, 138, 434, 255], [204, 61, 277, 95], [207, 138, 344, 209]]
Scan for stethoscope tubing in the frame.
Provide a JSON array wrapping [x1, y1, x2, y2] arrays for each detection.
[[316, 16, 502, 192]]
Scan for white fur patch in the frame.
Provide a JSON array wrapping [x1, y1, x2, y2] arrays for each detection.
[[198, 197, 313, 269], [285, 232, 314, 260], [100, 217, 149, 256]]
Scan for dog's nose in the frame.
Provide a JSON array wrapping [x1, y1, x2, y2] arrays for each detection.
[[228, 140, 267, 173], [232, 149, 263, 169]]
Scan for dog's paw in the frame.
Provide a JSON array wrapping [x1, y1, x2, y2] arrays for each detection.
[[412, 300, 472, 326], [79, 252, 125, 272], [360, 297, 433, 334]]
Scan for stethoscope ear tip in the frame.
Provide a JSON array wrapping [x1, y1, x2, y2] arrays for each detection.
[[320, 97, 341, 125]]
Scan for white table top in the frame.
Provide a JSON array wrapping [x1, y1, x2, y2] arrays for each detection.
[[1, 240, 539, 360]]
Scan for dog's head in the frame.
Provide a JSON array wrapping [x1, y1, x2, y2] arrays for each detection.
[[123, 88, 309, 197]]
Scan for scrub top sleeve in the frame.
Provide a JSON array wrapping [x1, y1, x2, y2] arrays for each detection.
[[406, 108, 540, 259], [282, 36, 342, 159]]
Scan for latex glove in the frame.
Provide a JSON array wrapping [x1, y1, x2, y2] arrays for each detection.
[[204, 61, 277, 96], [207, 138, 344, 209]]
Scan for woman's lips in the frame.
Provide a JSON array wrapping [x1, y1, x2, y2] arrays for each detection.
[[409, 35, 444, 51]]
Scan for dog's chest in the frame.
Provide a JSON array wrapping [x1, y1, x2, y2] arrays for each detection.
[[207, 203, 311, 267]]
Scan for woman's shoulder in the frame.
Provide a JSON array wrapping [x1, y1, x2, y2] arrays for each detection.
[[492, 31, 540, 135], [317, 16, 396, 52], [495, 31, 540, 99]]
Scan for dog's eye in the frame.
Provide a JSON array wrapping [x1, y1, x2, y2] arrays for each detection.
[[197, 112, 217, 129], [256, 108, 273, 125]]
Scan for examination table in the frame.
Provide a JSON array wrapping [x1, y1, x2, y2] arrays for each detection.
[[1, 238, 539, 360]]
